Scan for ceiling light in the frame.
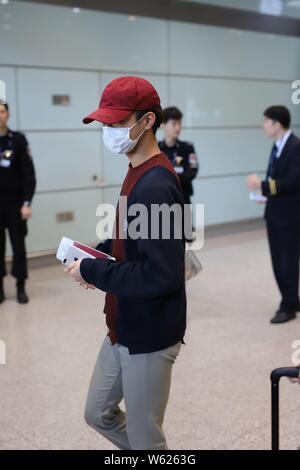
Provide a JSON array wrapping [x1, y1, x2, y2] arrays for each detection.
[[259, 0, 283, 16]]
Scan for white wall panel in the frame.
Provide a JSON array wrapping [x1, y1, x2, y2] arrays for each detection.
[[192, 175, 265, 226], [102, 187, 122, 208], [26, 131, 102, 192], [26, 189, 103, 253], [0, 2, 168, 73], [169, 77, 300, 127], [102, 151, 130, 186], [182, 128, 272, 177], [169, 21, 300, 80], [17, 68, 100, 130]]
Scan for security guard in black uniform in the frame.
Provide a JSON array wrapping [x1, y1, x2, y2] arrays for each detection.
[[0, 100, 36, 304], [159, 107, 199, 241]]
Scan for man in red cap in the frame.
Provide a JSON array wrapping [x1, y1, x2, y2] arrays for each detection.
[[66, 76, 186, 450]]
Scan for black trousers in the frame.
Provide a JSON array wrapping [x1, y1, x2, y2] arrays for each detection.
[[0, 206, 28, 282], [266, 220, 300, 312]]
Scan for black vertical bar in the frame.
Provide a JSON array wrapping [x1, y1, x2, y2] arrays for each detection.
[[271, 380, 279, 451]]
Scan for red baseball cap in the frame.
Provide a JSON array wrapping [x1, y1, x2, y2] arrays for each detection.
[[83, 76, 161, 125]]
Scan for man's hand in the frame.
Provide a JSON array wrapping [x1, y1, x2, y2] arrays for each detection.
[[20, 205, 32, 220], [64, 259, 95, 290], [247, 174, 262, 190]]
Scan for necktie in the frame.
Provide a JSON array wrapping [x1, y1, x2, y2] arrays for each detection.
[[266, 144, 278, 179]]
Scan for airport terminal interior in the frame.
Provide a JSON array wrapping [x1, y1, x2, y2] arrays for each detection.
[[0, 0, 300, 452]]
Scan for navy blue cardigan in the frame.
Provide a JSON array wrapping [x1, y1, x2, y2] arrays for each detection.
[[80, 166, 187, 354]]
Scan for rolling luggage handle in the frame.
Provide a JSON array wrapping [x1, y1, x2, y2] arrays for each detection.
[[270, 367, 300, 450]]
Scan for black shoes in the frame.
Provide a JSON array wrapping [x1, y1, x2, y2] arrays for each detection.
[[17, 286, 29, 304], [0, 280, 29, 304], [270, 310, 296, 324]]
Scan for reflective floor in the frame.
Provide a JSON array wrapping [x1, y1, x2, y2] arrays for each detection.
[[0, 221, 299, 450]]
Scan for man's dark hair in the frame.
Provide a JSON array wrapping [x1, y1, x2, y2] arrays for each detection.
[[0, 100, 9, 112], [264, 106, 291, 129], [136, 105, 163, 135], [162, 106, 183, 124]]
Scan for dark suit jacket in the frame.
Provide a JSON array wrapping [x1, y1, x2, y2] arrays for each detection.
[[262, 133, 300, 228]]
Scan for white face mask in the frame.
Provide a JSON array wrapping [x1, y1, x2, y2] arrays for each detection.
[[103, 115, 147, 155]]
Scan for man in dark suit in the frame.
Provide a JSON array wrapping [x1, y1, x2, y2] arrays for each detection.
[[247, 106, 300, 324]]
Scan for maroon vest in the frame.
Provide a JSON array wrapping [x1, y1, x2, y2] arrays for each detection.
[[104, 152, 178, 344]]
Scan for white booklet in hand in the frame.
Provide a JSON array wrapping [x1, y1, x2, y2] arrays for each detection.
[[56, 237, 115, 267], [249, 192, 267, 203]]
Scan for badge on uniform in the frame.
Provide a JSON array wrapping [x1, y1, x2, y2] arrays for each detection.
[[174, 156, 184, 174], [0, 149, 13, 168], [188, 153, 198, 169]]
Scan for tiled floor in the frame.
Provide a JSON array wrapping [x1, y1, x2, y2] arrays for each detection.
[[0, 221, 299, 450]]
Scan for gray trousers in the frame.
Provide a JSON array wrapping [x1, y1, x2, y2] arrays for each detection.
[[84, 335, 181, 450]]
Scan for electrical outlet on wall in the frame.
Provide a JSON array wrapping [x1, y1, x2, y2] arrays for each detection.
[[56, 211, 75, 223], [52, 95, 70, 106]]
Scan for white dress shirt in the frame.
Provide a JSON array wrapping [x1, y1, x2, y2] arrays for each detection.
[[275, 130, 292, 158]]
